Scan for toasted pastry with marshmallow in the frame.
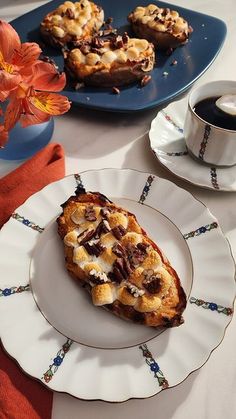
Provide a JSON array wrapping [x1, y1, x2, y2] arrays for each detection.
[[128, 4, 193, 50], [57, 188, 186, 327], [64, 33, 155, 86], [40, 0, 104, 48]]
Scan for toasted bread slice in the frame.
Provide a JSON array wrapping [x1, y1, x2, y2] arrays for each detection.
[[40, 0, 104, 48], [64, 33, 155, 87], [57, 188, 186, 327], [128, 4, 193, 50]]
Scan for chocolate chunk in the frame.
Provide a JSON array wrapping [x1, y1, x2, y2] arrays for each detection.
[[88, 273, 104, 285], [90, 47, 102, 54], [108, 255, 131, 283], [84, 205, 97, 221], [127, 244, 147, 267], [95, 241, 105, 255], [91, 36, 104, 49], [95, 220, 110, 238], [88, 269, 110, 285], [112, 225, 126, 240], [118, 225, 126, 235], [112, 242, 126, 257], [83, 241, 104, 256], [137, 242, 148, 252], [112, 267, 124, 284], [100, 207, 111, 218], [79, 229, 95, 245], [143, 276, 161, 294], [122, 32, 129, 44], [113, 35, 124, 49], [123, 258, 132, 275], [114, 258, 128, 279], [83, 242, 96, 255]]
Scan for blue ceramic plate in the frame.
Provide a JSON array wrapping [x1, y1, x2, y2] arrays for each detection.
[[11, 0, 227, 112]]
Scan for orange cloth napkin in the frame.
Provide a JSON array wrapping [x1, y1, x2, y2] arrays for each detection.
[[0, 143, 65, 419]]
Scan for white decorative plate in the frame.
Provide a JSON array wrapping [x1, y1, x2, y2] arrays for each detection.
[[0, 169, 235, 402], [149, 98, 236, 192]]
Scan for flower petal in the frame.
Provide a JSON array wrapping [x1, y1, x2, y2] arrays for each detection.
[[0, 90, 10, 101], [30, 61, 66, 92], [0, 20, 20, 62], [4, 99, 22, 131], [20, 103, 51, 127], [0, 125, 9, 147], [29, 92, 70, 115], [11, 42, 42, 70], [0, 70, 21, 96]]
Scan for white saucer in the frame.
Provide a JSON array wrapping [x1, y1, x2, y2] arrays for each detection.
[[149, 97, 236, 192]]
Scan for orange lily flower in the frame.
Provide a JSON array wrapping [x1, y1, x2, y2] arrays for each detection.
[[0, 20, 71, 147], [0, 20, 42, 101]]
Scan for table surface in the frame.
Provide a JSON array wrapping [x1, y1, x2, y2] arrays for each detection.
[[1, 1, 236, 418]]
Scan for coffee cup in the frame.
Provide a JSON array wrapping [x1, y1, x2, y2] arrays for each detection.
[[184, 80, 236, 167]]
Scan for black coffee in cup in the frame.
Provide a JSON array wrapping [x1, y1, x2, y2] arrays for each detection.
[[194, 96, 236, 131]]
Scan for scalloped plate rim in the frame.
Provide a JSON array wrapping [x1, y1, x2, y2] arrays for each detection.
[[0, 168, 235, 402]]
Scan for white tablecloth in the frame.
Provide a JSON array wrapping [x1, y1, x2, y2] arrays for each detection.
[[1, 1, 236, 418]]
